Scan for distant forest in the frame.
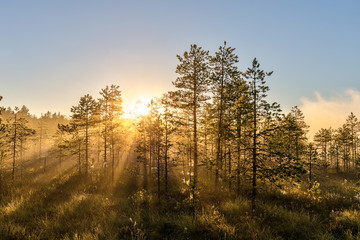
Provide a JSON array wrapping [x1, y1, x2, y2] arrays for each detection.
[[1, 43, 360, 239]]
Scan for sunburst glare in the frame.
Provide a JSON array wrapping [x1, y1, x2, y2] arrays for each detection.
[[127, 97, 152, 117]]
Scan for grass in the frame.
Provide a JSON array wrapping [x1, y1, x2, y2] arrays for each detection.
[[2, 159, 360, 239]]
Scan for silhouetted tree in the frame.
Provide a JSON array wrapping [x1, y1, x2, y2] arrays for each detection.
[[99, 85, 123, 180], [243, 58, 280, 209], [306, 143, 318, 189], [8, 107, 35, 181], [210, 41, 240, 189], [171, 44, 210, 218], [71, 94, 99, 176]]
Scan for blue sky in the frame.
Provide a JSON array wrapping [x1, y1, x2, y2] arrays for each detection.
[[0, 0, 359, 123]]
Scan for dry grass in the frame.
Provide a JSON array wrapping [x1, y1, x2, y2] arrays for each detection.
[[1, 164, 360, 239]]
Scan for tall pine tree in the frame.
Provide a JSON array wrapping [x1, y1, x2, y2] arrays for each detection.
[[171, 44, 210, 218]]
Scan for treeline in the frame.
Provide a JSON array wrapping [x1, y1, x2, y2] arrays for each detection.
[[55, 85, 128, 179], [134, 42, 312, 214], [314, 112, 360, 173], [1, 42, 359, 217], [0, 84, 137, 192], [0, 103, 67, 183], [132, 42, 360, 214]]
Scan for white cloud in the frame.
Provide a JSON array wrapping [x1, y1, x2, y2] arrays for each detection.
[[299, 89, 360, 138]]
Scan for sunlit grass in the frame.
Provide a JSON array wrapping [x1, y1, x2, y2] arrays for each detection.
[[2, 151, 360, 239], [2, 196, 26, 214]]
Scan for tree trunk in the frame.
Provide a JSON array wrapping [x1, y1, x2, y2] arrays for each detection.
[[216, 59, 225, 190], [157, 134, 161, 201], [252, 77, 257, 210], [237, 123, 241, 195], [104, 124, 107, 170], [78, 135, 81, 175], [336, 148, 339, 173], [12, 113, 17, 182], [309, 153, 312, 189], [228, 147, 231, 191], [111, 125, 115, 182], [192, 76, 198, 220], [85, 118, 89, 176], [164, 116, 169, 196]]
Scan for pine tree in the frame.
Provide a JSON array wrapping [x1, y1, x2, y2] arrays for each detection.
[[99, 85, 123, 180], [265, 110, 307, 187], [147, 100, 163, 200], [160, 93, 176, 197], [287, 106, 309, 159], [171, 44, 210, 218], [314, 128, 332, 166], [58, 123, 81, 174], [345, 112, 359, 168], [71, 94, 99, 176], [243, 58, 280, 209], [210, 41, 240, 188], [305, 143, 318, 189], [8, 107, 35, 181], [135, 114, 149, 190], [227, 76, 251, 194], [53, 127, 66, 170], [0, 96, 8, 183], [336, 125, 351, 172]]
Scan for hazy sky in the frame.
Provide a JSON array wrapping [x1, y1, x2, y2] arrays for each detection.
[[1, 1, 360, 134]]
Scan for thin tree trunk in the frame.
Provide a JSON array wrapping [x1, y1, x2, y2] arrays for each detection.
[[157, 133, 161, 201], [149, 127, 152, 178], [143, 128, 148, 190], [164, 115, 169, 196], [224, 145, 227, 180], [216, 59, 225, 190], [78, 135, 81, 175], [309, 153, 312, 189], [192, 76, 198, 221], [98, 124, 101, 164], [20, 140, 23, 181], [111, 125, 115, 182], [336, 148, 339, 173], [228, 146, 231, 191], [85, 118, 89, 176], [12, 113, 17, 181], [39, 124, 44, 172], [104, 124, 107, 170], [252, 76, 257, 210], [104, 104, 108, 172], [237, 124, 241, 194]]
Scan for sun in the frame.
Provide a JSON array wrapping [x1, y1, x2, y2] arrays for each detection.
[[126, 97, 151, 117], [134, 99, 150, 115]]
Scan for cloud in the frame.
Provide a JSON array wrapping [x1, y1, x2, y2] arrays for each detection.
[[299, 89, 360, 138]]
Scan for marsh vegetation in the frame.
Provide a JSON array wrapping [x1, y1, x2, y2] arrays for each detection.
[[1, 43, 360, 239]]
